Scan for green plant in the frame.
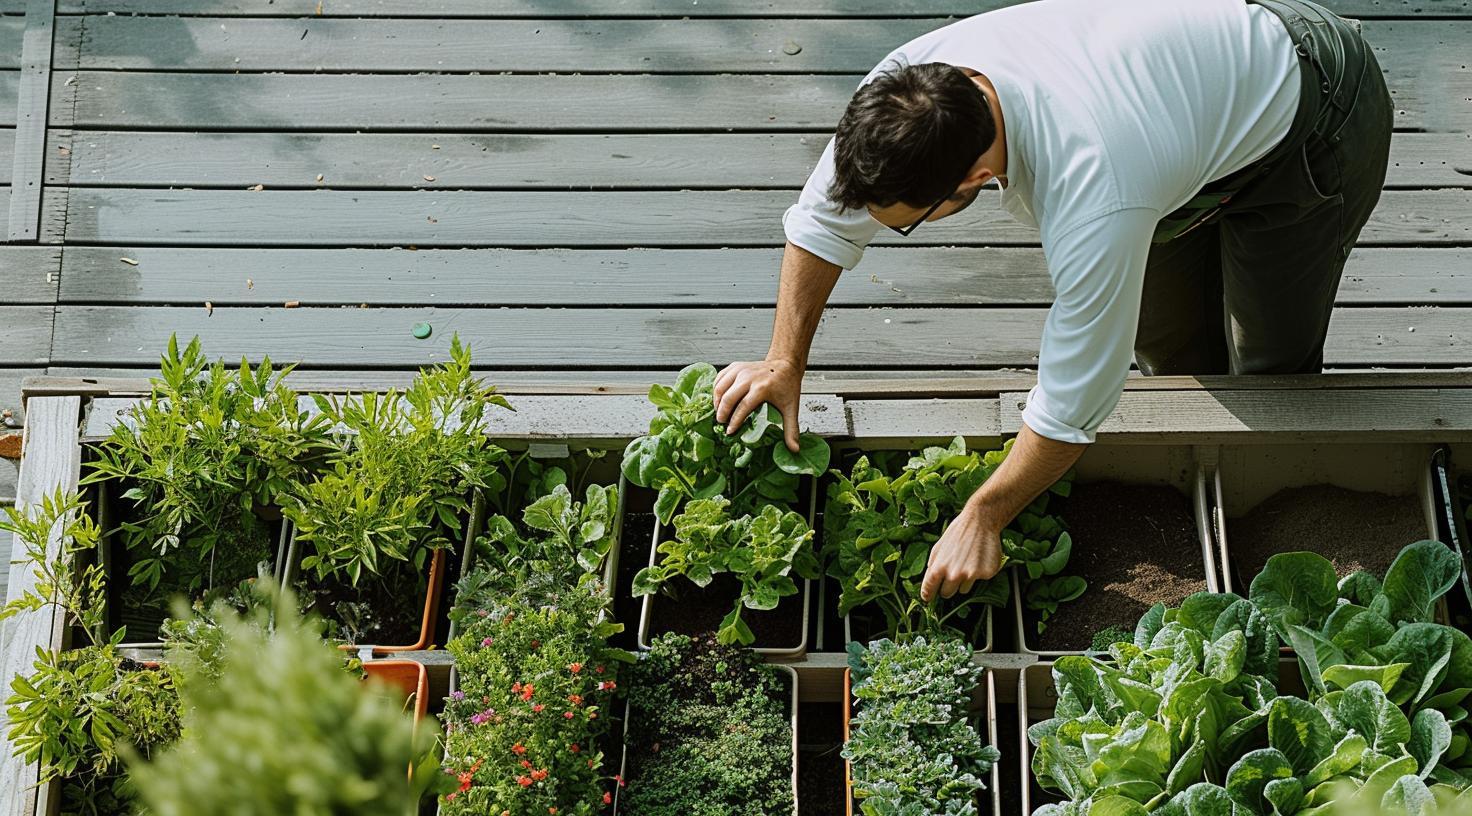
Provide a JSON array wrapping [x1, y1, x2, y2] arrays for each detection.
[[471, 482, 620, 593], [1090, 624, 1134, 653], [632, 496, 819, 645], [845, 636, 999, 815], [622, 632, 794, 816], [82, 335, 334, 595], [822, 436, 1075, 641], [1, 490, 182, 816], [285, 336, 511, 584], [621, 362, 830, 525], [491, 448, 611, 519], [441, 570, 630, 815], [126, 583, 447, 815]]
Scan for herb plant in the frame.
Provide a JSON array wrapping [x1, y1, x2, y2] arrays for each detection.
[[83, 335, 333, 596], [632, 496, 819, 645], [823, 436, 1076, 641], [286, 337, 511, 585], [441, 571, 629, 815], [621, 362, 830, 524], [127, 584, 447, 815], [622, 632, 795, 816], [1, 490, 182, 816], [472, 482, 620, 592], [845, 636, 1000, 815]]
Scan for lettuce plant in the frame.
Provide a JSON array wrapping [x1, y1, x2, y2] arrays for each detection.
[[472, 482, 620, 592], [823, 436, 1076, 641], [845, 636, 1000, 815], [632, 496, 820, 645], [621, 362, 830, 524]]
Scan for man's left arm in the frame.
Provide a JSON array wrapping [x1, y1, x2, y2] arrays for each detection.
[[921, 207, 1160, 601]]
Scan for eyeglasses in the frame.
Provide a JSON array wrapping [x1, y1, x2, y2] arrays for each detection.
[[885, 192, 951, 237]]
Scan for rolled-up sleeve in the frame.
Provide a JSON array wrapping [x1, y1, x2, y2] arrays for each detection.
[[1022, 207, 1160, 444], [782, 138, 882, 270]]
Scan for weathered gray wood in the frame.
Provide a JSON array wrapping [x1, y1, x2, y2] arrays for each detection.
[[0, 396, 81, 816], [43, 188, 1472, 247], [0, 247, 57, 304], [0, 368, 40, 508], [0, 129, 13, 183], [51, 246, 1472, 307], [7, 0, 56, 241], [81, 392, 849, 440], [846, 398, 1002, 440], [0, 307, 54, 365], [47, 131, 1471, 189], [0, 73, 19, 127], [54, 17, 1464, 83], [0, 19, 20, 69], [55, 71, 1468, 132], [1000, 388, 1472, 440], [47, 0, 1472, 18], [46, 305, 1472, 368]]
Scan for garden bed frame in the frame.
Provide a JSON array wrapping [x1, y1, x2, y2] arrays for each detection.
[[3, 372, 1471, 814]]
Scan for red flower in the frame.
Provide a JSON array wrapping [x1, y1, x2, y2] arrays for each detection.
[[531, 768, 548, 781], [517, 775, 533, 787], [511, 682, 521, 693], [569, 744, 581, 753], [595, 665, 606, 674], [615, 775, 626, 787], [598, 680, 617, 691], [512, 743, 527, 755], [549, 809, 559, 815], [521, 684, 536, 702], [532, 704, 544, 713], [603, 791, 613, 806], [521, 759, 532, 769], [456, 770, 473, 793], [568, 694, 583, 706], [568, 662, 583, 674], [564, 711, 575, 719]]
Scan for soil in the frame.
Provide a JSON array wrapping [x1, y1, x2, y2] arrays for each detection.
[[797, 702, 846, 816], [611, 511, 656, 649], [1027, 482, 1207, 653], [994, 702, 1022, 816], [648, 572, 805, 650], [296, 558, 428, 647], [1229, 485, 1428, 584]]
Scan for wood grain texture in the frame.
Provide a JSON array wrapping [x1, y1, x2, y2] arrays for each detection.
[[8, 0, 57, 241], [0, 246, 60, 304], [51, 246, 1472, 307], [0, 307, 55, 365], [0, 129, 12, 184], [46, 305, 1472, 368], [55, 71, 1468, 132], [47, 131, 1472, 189], [0, 19, 19, 69], [0, 396, 81, 816], [47, 0, 1472, 18], [0, 73, 19, 127], [846, 398, 1002, 440], [1000, 388, 1472, 439], [45, 188, 1472, 247]]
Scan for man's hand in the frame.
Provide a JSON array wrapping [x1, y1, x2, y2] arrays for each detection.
[[713, 359, 804, 452], [921, 499, 1003, 602]]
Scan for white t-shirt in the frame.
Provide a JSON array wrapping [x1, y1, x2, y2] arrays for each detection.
[[784, 0, 1300, 443]]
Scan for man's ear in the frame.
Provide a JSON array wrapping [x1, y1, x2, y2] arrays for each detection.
[[958, 165, 994, 190]]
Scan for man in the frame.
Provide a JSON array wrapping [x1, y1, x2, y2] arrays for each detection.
[[712, 0, 1390, 602]]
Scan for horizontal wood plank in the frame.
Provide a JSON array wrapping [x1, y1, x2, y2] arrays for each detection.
[[46, 305, 1472, 368], [0, 128, 12, 184], [846, 398, 1002, 440], [51, 246, 1472, 307], [1001, 388, 1472, 440], [56, 71, 1466, 132], [0, 247, 60, 304], [0, 73, 18, 126], [0, 308, 54, 365], [44, 188, 1472, 247], [48, 131, 1471, 189], [49, 0, 1472, 18], [0, 18, 18, 69]]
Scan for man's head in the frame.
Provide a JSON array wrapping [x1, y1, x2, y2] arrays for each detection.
[[828, 62, 999, 232]]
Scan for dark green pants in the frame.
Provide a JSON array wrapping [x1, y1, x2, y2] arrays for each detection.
[[1135, 0, 1393, 376]]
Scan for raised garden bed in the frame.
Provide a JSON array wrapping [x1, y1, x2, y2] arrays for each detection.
[[1014, 450, 1219, 656]]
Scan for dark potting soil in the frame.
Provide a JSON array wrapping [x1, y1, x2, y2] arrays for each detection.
[[648, 572, 805, 650], [994, 702, 1023, 816], [612, 511, 656, 649], [297, 559, 428, 647], [1229, 485, 1428, 583], [1028, 482, 1207, 652], [798, 702, 846, 816]]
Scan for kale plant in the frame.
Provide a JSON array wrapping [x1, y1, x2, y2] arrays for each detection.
[[622, 632, 795, 816], [845, 636, 999, 815]]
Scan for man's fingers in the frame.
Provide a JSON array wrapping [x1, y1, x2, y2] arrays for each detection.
[[727, 393, 765, 435], [958, 579, 976, 597], [713, 365, 739, 400], [939, 573, 964, 600], [920, 563, 943, 603], [715, 372, 750, 423], [780, 403, 801, 452]]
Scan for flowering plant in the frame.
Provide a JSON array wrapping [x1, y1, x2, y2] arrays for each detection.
[[441, 573, 633, 815]]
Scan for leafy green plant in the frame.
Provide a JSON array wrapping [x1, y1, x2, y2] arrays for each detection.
[[623, 632, 795, 816], [621, 362, 830, 524], [472, 481, 620, 593], [1, 490, 182, 816], [632, 496, 819, 645], [127, 582, 447, 815], [822, 436, 1075, 641], [1090, 625, 1135, 653], [285, 336, 511, 585], [82, 335, 334, 595], [441, 570, 629, 815], [845, 636, 1000, 815]]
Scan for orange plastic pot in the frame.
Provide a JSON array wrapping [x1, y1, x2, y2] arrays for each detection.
[[334, 547, 448, 657], [363, 659, 430, 726]]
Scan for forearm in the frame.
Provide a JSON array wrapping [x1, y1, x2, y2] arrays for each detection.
[[970, 424, 1087, 529], [766, 242, 841, 369]]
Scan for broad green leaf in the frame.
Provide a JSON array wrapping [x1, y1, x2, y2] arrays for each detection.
[[1205, 630, 1248, 684], [1408, 708, 1453, 779], [1324, 663, 1409, 694], [1227, 748, 1296, 813], [674, 362, 717, 397], [1250, 552, 1339, 638], [773, 433, 830, 476], [1380, 540, 1461, 625], [1302, 733, 1366, 788], [1382, 774, 1439, 816], [1264, 776, 1305, 816], [1268, 696, 1336, 775], [1331, 682, 1412, 756], [631, 566, 663, 596]]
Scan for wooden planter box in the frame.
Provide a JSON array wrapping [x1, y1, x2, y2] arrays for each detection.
[[842, 664, 1000, 816], [637, 478, 818, 657], [612, 663, 800, 815], [1013, 452, 1222, 657]]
